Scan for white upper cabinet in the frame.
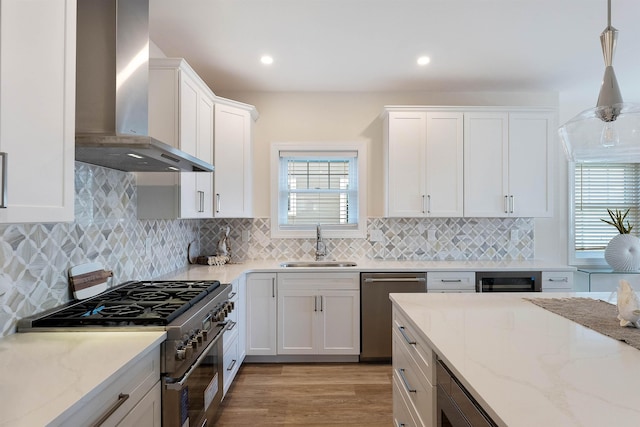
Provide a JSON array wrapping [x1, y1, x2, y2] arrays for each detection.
[[0, 0, 75, 223], [464, 110, 554, 217], [384, 109, 463, 217], [137, 58, 214, 219], [213, 100, 257, 218]]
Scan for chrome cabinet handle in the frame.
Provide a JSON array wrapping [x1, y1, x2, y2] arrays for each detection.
[[314, 295, 318, 312], [548, 277, 569, 282], [427, 194, 431, 214], [226, 321, 237, 331], [440, 279, 462, 283], [319, 295, 323, 312], [91, 393, 130, 427], [226, 358, 237, 371], [397, 368, 416, 393], [272, 277, 275, 298], [197, 191, 205, 212], [216, 193, 221, 213], [510, 195, 514, 213], [422, 195, 425, 214], [504, 195, 508, 213], [0, 152, 6, 208], [229, 291, 237, 299], [398, 326, 416, 345]]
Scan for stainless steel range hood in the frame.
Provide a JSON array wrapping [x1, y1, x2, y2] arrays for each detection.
[[75, 0, 213, 172]]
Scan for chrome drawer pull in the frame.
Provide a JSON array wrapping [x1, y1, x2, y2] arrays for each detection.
[[229, 291, 237, 299], [91, 393, 129, 427], [364, 277, 426, 283], [440, 279, 462, 282], [397, 368, 416, 393], [548, 277, 569, 282], [398, 326, 416, 346], [226, 321, 237, 331], [227, 358, 237, 371]]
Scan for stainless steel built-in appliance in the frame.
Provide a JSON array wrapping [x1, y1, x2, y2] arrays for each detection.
[[360, 272, 427, 362], [437, 358, 497, 427], [18, 280, 233, 427], [476, 271, 542, 292]]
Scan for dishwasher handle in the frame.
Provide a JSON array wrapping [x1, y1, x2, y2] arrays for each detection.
[[363, 277, 426, 283]]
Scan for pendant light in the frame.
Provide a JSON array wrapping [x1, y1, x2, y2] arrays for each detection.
[[559, 0, 640, 162]]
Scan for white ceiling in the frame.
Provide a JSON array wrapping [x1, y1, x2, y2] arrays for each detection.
[[149, 0, 640, 96]]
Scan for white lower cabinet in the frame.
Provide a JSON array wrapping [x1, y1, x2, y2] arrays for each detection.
[[392, 307, 436, 427], [245, 273, 278, 356], [57, 347, 161, 426], [223, 277, 245, 396], [277, 272, 360, 355]]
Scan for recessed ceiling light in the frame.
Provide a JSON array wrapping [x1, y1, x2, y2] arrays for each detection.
[[261, 55, 274, 65], [417, 56, 431, 66]]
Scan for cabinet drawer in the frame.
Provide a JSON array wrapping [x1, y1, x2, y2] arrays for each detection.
[[223, 336, 240, 396], [393, 310, 435, 385], [393, 373, 422, 427], [541, 271, 574, 292], [426, 272, 475, 292], [392, 333, 435, 427], [57, 348, 161, 427]]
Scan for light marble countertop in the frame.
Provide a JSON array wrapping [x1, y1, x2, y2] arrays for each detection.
[[0, 331, 166, 427], [161, 258, 576, 283], [390, 292, 640, 427]]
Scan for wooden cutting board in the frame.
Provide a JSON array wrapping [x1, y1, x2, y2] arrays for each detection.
[[68, 262, 113, 300]]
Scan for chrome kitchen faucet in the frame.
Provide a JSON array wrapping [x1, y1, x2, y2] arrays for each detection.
[[315, 224, 327, 261]]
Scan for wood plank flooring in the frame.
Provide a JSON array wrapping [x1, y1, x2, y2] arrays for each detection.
[[213, 363, 393, 426]]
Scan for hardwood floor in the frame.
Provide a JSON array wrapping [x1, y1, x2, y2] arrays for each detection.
[[213, 363, 393, 426]]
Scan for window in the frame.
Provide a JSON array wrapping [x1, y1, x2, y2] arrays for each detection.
[[571, 162, 640, 265], [270, 142, 367, 238]]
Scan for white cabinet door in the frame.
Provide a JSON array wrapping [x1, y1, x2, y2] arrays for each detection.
[[278, 287, 317, 354], [0, 0, 75, 223], [384, 110, 464, 218], [139, 58, 214, 219], [213, 102, 254, 218], [276, 272, 359, 355], [318, 290, 360, 354], [425, 112, 464, 217], [385, 111, 427, 217], [464, 110, 554, 217], [508, 112, 553, 217], [245, 273, 277, 355], [463, 112, 509, 217]]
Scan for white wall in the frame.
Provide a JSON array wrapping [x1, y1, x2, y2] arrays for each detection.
[[216, 90, 567, 262]]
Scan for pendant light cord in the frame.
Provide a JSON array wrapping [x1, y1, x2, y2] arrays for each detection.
[[607, 0, 612, 29]]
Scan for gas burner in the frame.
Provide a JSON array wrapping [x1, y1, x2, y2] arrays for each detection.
[[126, 289, 172, 302], [96, 304, 146, 318]]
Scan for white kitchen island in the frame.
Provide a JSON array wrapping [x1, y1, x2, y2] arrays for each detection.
[[390, 292, 640, 427]]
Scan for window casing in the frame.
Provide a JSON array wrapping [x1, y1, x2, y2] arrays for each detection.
[[270, 142, 367, 238], [570, 162, 640, 266]]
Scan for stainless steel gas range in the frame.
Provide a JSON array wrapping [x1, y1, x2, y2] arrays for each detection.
[[18, 279, 233, 427]]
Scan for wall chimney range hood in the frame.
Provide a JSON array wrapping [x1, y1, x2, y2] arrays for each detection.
[[75, 0, 214, 173]]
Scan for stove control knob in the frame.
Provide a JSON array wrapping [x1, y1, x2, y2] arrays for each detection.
[[190, 337, 199, 349], [176, 346, 187, 360], [201, 330, 208, 341], [195, 330, 203, 344]]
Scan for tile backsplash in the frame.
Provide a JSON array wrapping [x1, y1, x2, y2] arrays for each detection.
[[0, 162, 533, 337]]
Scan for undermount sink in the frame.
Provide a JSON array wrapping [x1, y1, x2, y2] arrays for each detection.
[[280, 261, 358, 268]]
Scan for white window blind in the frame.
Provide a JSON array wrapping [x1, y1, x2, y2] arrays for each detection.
[[278, 151, 359, 228], [574, 163, 640, 252]]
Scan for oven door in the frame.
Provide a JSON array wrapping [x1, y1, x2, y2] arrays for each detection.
[[163, 327, 224, 427]]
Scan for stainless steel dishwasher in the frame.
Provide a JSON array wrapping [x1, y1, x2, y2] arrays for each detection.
[[360, 272, 427, 362]]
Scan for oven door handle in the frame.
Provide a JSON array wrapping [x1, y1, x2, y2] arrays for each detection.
[[165, 327, 224, 389]]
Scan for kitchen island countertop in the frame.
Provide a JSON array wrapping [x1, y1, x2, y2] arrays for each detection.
[[0, 331, 166, 427], [390, 292, 640, 427]]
